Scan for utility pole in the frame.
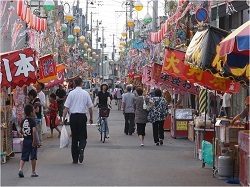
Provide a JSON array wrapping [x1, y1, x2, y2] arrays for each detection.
[[112, 34, 115, 89], [152, 0, 158, 31], [101, 27, 104, 81], [96, 19, 99, 76], [129, 0, 133, 39], [90, 12, 93, 50], [85, 0, 89, 35]]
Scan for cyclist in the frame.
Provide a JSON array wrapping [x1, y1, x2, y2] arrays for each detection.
[[94, 82, 111, 138]]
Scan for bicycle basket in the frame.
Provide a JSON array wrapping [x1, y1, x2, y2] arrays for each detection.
[[99, 108, 110, 117]]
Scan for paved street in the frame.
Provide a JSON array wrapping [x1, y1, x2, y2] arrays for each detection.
[[2, 104, 234, 186]]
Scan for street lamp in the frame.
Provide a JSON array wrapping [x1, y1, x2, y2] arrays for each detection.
[[127, 18, 134, 27], [73, 25, 80, 34], [61, 23, 67, 32], [68, 35, 74, 42], [121, 30, 127, 37], [65, 12, 73, 22], [134, 0, 143, 11], [43, 0, 55, 11], [79, 35, 85, 42]]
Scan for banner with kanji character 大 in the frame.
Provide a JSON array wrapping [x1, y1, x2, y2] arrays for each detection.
[[0, 48, 37, 88]]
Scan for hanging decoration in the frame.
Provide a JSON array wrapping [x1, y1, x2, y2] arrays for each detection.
[[11, 19, 23, 50]]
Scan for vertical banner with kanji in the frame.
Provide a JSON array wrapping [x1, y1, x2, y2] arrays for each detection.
[[37, 54, 57, 83], [0, 48, 37, 88]]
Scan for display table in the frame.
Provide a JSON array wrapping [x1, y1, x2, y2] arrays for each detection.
[[194, 127, 214, 160]]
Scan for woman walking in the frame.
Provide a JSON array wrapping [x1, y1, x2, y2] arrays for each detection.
[[148, 89, 168, 146], [134, 88, 148, 146]]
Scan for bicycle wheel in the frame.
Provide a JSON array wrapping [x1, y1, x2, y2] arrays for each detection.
[[100, 119, 106, 143]]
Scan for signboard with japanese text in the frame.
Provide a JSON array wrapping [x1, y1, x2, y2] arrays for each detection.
[[176, 121, 188, 131], [0, 48, 37, 88], [37, 54, 57, 83], [45, 64, 65, 88], [162, 48, 241, 93]]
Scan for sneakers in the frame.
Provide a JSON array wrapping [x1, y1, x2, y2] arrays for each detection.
[[159, 139, 163, 145], [140, 143, 144, 146], [156, 142, 160, 146], [105, 134, 110, 138], [18, 171, 24, 178], [31, 173, 39, 177], [79, 149, 84, 163]]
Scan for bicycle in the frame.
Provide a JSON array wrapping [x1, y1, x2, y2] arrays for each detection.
[[98, 107, 110, 143]]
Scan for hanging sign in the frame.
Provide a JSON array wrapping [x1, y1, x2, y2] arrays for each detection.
[[162, 48, 241, 93], [37, 54, 57, 83], [0, 48, 37, 88]]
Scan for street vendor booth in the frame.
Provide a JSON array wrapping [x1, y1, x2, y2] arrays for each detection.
[[0, 48, 37, 161]]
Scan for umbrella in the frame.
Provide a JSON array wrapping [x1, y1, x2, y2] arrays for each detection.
[[219, 21, 250, 85]]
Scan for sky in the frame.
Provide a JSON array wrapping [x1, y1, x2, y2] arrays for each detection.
[[72, 0, 166, 59]]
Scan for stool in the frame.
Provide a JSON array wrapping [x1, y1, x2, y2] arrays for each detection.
[[1, 152, 6, 164]]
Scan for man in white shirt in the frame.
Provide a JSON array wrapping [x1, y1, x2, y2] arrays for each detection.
[[222, 93, 231, 117], [62, 78, 93, 164]]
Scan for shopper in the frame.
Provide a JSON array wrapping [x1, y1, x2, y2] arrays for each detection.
[[117, 85, 123, 110], [135, 87, 148, 146], [18, 104, 38, 178], [47, 93, 61, 138], [28, 89, 42, 147], [36, 82, 45, 138], [62, 78, 93, 164], [148, 89, 168, 146], [56, 84, 66, 122], [94, 82, 111, 138], [122, 85, 135, 135], [222, 92, 231, 117]]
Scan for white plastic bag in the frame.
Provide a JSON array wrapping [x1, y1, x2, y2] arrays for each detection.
[[60, 125, 69, 148], [143, 96, 148, 110]]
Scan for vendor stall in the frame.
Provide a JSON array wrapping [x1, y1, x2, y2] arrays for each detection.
[[171, 108, 193, 139]]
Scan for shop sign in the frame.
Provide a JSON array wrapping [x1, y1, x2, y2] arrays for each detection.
[[0, 48, 37, 88], [162, 49, 241, 93], [176, 121, 188, 131]]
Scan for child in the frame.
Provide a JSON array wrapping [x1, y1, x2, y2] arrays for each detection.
[[47, 93, 61, 138], [19, 104, 38, 178]]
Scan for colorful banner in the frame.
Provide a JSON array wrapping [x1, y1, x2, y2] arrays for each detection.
[[162, 49, 241, 93], [45, 64, 65, 88], [0, 48, 37, 88], [37, 54, 57, 83]]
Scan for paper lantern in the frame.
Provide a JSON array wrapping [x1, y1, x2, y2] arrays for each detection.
[[32, 15, 36, 29], [41, 18, 45, 31], [25, 7, 30, 23], [35, 16, 39, 30], [73, 25, 80, 34], [65, 13, 73, 22], [17, 0, 23, 16], [44, 0, 55, 11], [121, 30, 127, 37], [44, 19, 47, 30], [127, 18, 134, 27], [134, 0, 143, 11], [61, 23, 67, 32], [68, 35, 74, 42], [83, 43, 88, 49], [39, 18, 42, 31], [87, 48, 91, 53], [21, 3, 27, 21], [79, 35, 85, 42]]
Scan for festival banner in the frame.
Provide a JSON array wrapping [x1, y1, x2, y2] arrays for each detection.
[[152, 63, 199, 94], [45, 64, 65, 88], [162, 48, 241, 93], [37, 54, 57, 83], [0, 48, 37, 88]]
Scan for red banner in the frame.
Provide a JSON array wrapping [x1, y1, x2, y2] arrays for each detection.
[[45, 64, 65, 88], [37, 54, 57, 83], [162, 49, 241, 93], [152, 63, 199, 95], [0, 48, 37, 88]]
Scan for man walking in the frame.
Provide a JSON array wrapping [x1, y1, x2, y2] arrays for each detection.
[[62, 78, 93, 164], [122, 85, 135, 135], [117, 86, 123, 110]]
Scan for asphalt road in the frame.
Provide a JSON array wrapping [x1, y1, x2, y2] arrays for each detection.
[[1, 103, 235, 186]]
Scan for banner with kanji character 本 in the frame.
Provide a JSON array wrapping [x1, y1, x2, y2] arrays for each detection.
[[37, 54, 57, 83], [162, 48, 240, 93], [0, 48, 37, 88]]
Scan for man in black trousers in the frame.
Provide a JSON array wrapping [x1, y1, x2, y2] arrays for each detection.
[[62, 78, 93, 164]]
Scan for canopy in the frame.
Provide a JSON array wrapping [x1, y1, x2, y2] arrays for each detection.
[[0, 48, 37, 88], [219, 21, 250, 85], [185, 26, 229, 74]]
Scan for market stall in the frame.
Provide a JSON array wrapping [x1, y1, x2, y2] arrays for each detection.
[[0, 48, 37, 161]]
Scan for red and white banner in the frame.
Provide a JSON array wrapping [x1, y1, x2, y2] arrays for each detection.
[[37, 54, 57, 83], [0, 48, 37, 88]]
